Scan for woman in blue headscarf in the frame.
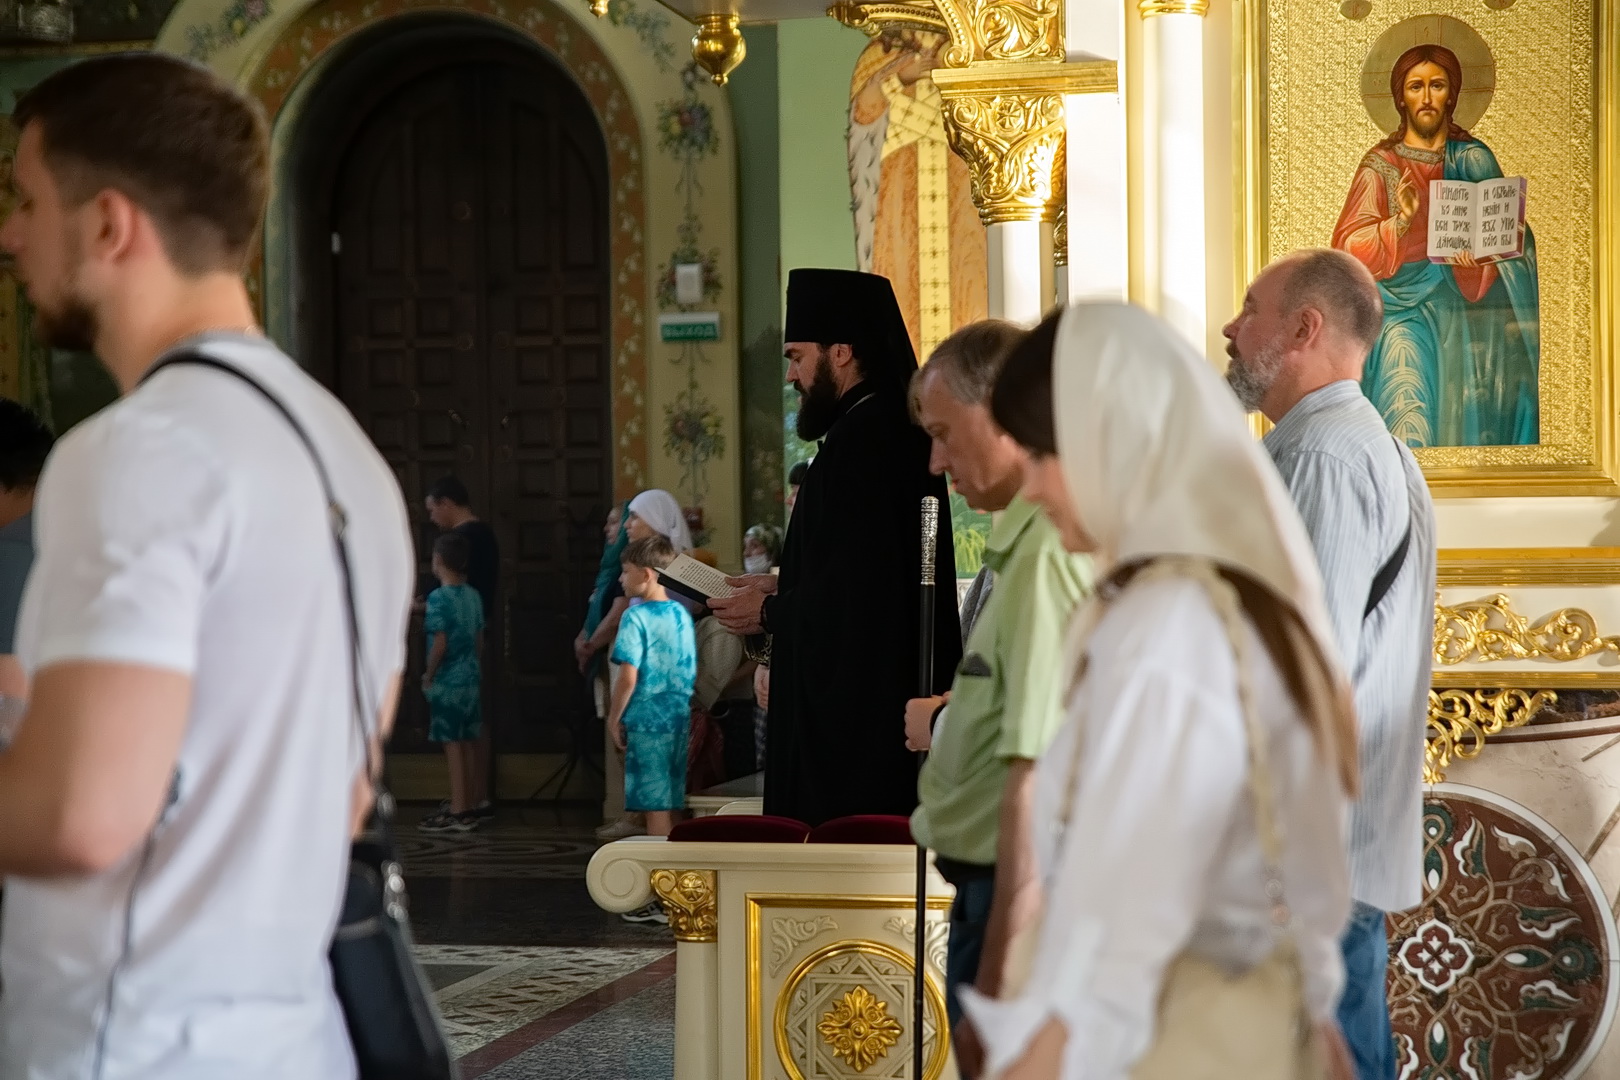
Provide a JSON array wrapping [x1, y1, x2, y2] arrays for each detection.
[[575, 500, 631, 678]]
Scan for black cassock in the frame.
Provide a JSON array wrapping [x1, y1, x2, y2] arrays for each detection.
[[762, 380, 962, 825]]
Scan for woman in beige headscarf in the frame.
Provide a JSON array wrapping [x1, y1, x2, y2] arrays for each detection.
[[957, 303, 1358, 1079]]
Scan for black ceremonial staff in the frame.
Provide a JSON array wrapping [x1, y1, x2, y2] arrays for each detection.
[[913, 495, 939, 1080]]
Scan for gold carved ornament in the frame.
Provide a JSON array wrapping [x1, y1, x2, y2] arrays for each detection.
[[1434, 593, 1620, 666], [1425, 688, 1557, 784], [651, 868, 717, 942], [817, 986, 904, 1072], [1421, 593, 1620, 782]]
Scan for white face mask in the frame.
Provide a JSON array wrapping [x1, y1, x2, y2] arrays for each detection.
[[744, 554, 772, 575]]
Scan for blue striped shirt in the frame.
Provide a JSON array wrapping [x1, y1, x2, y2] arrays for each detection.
[[1264, 381, 1436, 913]]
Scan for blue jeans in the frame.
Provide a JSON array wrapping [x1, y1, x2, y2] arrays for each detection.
[[944, 875, 996, 1030], [1338, 901, 1395, 1080]]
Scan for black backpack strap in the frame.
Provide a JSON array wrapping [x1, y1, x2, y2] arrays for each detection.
[[1364, 523, 1410, 618], [141, 351, 376, 773], [1364, 436, 1416, 619]]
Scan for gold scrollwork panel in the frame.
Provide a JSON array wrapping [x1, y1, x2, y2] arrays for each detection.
[[932, 0, 1063, 67], [1425, 688, 1558, 784], [1435, 594, 1620, 667], [651, 868, 717, 943]]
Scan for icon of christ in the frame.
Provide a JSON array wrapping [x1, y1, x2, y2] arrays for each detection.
[[1331, 39, 1540, 447]]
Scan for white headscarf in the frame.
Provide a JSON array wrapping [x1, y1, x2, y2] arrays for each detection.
[[1054, 302, 1358, 793], [628, 489, 694, 553]]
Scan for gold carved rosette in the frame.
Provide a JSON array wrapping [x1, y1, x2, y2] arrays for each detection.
[[831, 0, 1113, 229]]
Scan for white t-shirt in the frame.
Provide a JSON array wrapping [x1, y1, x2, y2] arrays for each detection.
[[1, 334, 414, 1080]]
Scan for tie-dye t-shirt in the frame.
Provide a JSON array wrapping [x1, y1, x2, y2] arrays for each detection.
[[611, 599, 697, 733]]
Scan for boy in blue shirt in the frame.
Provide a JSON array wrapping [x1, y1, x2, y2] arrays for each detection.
[[419, 531, 486, 834], [608, 535, 697, 843]]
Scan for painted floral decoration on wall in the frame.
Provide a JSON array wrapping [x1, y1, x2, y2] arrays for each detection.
[[657, 100, 717, 160], [653, 60, 727, 530], [186, 0, 273, 61]]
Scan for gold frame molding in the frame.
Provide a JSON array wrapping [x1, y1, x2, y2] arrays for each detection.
[[1438, 548, 1620, 588], [1239, 0, 1620, 497], [746, 892, 952, 1080]]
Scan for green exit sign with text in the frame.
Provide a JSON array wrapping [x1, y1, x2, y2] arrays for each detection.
[[659, 313, 721, 342]]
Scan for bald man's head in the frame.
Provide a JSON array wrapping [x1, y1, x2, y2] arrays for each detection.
[[1222, 248, 1385, 420], [1275, 248, 1383, 351]]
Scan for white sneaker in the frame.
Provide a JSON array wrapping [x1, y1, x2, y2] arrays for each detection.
[[595, 817, 647, 840], [620, 902, 668, 925]]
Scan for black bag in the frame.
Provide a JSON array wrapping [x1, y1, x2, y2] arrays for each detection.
[[144, 352, 455, 1080]]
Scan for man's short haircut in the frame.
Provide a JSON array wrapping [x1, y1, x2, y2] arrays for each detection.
[[1280, 249, 1384, 352], [910, 319, 1027, 420], [788, 461, 809, 487], [433, 531, 471, 575], [623, 534, 677, 571], [13, 54, 270, 275], [427, 475, 471, 507], [989, 309, 1062, 457], [0, 399, 54, 491]]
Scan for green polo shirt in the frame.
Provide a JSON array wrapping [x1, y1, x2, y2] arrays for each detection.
[[910, 495, 1092, 866]]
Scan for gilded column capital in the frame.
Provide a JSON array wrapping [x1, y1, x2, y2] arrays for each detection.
[[1138, 0, 1210, 16], [651, 868, 717, 942], [938, 90, 1065, 224]]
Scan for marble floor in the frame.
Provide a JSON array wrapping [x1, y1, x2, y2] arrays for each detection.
[[400, 804, 675, 1079]]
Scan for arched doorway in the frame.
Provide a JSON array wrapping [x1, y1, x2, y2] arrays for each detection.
[[290, 21, 613, 766]]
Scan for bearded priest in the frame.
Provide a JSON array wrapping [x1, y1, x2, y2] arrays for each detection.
[[712, 268, 961, 825]]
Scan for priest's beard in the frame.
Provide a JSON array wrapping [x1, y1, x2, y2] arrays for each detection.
[[1225, 335, 1285, 412], [794, 349, 843, 440]]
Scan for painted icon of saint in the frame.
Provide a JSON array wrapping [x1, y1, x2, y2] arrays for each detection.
[[1332, 32, 1540, 447], [847, 28, 987, 363]]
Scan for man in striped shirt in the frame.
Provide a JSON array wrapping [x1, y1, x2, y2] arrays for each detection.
[[1223, 248, 1437, 1080]]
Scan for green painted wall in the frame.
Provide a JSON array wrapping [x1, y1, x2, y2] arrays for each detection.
[[775, 17, 867, 478], [728, 24, 785, 532], [776, 18, 865, 279]]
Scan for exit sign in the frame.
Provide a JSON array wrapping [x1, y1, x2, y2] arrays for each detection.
[[659, 313, 721, 342]]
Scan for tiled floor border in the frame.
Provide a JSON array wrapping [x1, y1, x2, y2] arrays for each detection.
[[456, 953, 678, 1078]]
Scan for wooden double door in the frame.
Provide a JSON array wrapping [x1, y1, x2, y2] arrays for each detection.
[[329, 44, 612, 755]]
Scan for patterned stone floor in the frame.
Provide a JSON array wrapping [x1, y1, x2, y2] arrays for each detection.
[[400, 804, 676, 1078]]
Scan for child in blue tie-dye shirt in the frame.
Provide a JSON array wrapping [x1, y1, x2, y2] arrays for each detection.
[[608, 535, 697, 839]]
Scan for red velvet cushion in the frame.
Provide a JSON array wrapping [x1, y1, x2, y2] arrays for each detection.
[[668, 814, 810, 843], [806, 815, 917, 845]]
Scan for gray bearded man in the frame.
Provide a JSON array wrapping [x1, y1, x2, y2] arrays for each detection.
[[1224, 248, 1437, 1080]]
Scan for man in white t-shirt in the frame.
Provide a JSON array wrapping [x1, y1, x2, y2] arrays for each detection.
[[0, 55, 414, 1079]]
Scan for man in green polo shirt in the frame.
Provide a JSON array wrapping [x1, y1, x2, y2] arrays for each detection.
[[903, 321, 1092, 1072]]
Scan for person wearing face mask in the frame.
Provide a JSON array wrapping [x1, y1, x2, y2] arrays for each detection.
[[742, 523, 782, 576]]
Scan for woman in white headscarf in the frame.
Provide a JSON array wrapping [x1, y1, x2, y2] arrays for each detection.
[[626, 489, 694, 553], [958, 303, 1357, 1080]]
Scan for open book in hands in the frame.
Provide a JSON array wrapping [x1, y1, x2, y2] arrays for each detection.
[[1428, 176, 1527, 264], [657, 554, 739, 605]]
